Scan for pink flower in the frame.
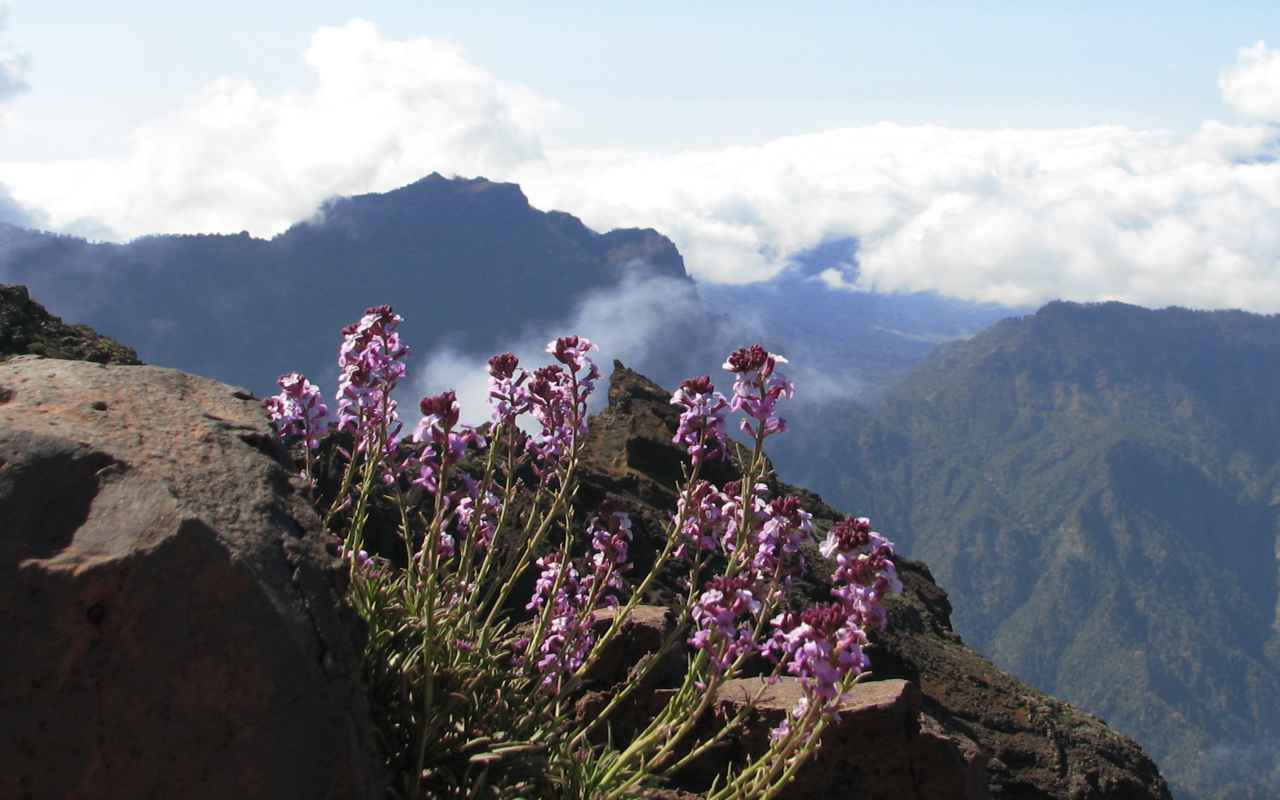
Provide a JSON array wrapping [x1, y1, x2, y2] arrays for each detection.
[[722, 344, 794, 440], [583, 505, 632, 606], [526, 553, 595, 692], [335, 305, 409, 455], [264, 372, 329, 449], [690, 576, 762, 673], [821, 517, 901, 632], [675, 480, 729, 559], [487, 352, 531, 425], [767, 604, 869, 703], [526, 338, 600, 472], [752, 496, 813, 583], [456, 487, 500, 552], [671, 375, 730, 466], [546, 335, 598, 373]]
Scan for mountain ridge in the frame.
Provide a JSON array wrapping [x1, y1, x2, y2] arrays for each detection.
[[803, 300, 1280, 799], [0, 174, 692, 395]]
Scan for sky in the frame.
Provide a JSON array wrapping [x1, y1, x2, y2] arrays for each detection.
[[2, 2, 1280, 310]]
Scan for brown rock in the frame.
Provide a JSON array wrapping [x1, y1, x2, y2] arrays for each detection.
[[678, 677, 986, 799], [587, 604, 684, 688], [0, 356, 379, 799]]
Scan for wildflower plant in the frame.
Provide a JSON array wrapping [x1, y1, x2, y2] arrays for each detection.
[[266, 307, 900, 799]]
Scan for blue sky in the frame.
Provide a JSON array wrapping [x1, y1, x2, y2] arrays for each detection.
[[2, 2, 1280, 310], [5, 0, 1277, 157]]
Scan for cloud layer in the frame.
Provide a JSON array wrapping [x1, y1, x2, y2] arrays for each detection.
[[520, 122, 1280, 310], [1220, 40, 1280, 121], [0, 6, 24, 108], [0, 20, 549, 238], [0, 48, 23, 106], [412, 273, 748, 427], [6, 21, 1280, 311]]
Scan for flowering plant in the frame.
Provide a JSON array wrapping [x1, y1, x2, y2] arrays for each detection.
[[267, 307, 899, 799]]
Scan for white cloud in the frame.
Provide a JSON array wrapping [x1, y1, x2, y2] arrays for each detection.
[[412, 273, 731, 427], [517, 122, 1280, 310], [0, 19, 550, 238], [0, 49, 23, 107], [1220, 41, 1280, 121], [0, 6, 25, 109], [0, 5, 34, 226], [6, 23, 1280, 311]]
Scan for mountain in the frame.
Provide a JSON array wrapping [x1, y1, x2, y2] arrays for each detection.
[[805, 302, 1280, 799], [0, 173, 691, 395], [4, 173, 1259, 795]]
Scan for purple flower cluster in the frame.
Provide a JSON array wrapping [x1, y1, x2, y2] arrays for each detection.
[[406, 391, 488, 559], [525, 553, 594, 691], [582, 506, 632, 607], [526, 337, 600, 471], [764, 515, 900, 723], [820, 517, 902, 632], [670, 375, 730, 466], [336, 305, 409, 453], [456, 482, 500, 552], [752, 495, 813, 585], [487, 352, 531, 426], [675, 480, 730, 559], [767, 604, 870, 703], [410, 390, 483, 495], [718, 480, 771, 557], [690, 576, 762, 673], [264, 372, 329, 450], [722, 344, 794, 440]]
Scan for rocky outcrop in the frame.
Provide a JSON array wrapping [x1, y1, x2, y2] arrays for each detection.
[[575, 361, 1172, 800], [0, 284, 140, 365], [0, 286, 1171, 799], [0, 356, 379, 799], [703, 678, 987, 800]]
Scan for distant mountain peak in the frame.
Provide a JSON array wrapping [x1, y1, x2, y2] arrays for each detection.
[[0, 173, 694, 395]]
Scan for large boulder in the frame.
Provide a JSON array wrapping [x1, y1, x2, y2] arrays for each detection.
[[0, 356, 379, 799]]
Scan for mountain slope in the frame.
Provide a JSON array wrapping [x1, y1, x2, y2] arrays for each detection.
[[814, 301, 1280, 798], [0, 173, 690, 394]]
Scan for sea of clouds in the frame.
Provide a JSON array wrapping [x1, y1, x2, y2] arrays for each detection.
[[3, 20, 1280, 312]]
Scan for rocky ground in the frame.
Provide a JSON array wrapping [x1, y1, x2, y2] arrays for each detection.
[[574, 362, 1172, 800], [0, 284, 1172, 798]]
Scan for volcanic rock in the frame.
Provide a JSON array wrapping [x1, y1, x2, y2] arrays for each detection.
[[697, 677, 987, 799], [0, 284, 140, 365], [0, 356, 379, 799]]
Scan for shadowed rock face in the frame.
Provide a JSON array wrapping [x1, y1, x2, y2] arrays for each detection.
[[0, 284, 140, 365], [0, 356, 379, 799], [576, 361, 1172, 800]]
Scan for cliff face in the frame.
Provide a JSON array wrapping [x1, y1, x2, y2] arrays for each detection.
[[578, 362, 1171, 800]]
